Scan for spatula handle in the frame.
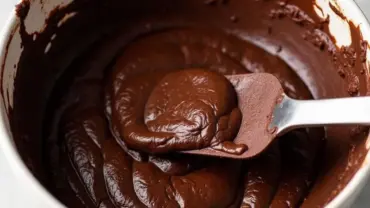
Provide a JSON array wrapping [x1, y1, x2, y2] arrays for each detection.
[[271, 95, 370, 134]]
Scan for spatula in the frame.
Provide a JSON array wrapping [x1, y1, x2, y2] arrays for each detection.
[[185, 73, 370, 159]]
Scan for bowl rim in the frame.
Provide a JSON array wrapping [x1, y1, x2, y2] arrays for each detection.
[[323, 1, 370, 207], [0, 10, 66, 208], [0, 1, 369, 208]]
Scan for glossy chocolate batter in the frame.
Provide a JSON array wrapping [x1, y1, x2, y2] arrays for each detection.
[[9, 0, 370, 207], [57, 27, 317, 208], [109, 68, 247, 155]]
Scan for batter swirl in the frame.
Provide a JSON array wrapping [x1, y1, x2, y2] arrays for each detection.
[[50, 28, 321, 208]]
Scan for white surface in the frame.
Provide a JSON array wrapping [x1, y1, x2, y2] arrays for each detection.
[[0, 0, 369, 207]]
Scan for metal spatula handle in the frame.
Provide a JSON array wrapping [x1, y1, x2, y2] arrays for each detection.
[[271, 95, 370, 135]]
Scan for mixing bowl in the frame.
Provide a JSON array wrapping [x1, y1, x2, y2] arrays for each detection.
[[1, 0, 370, 207]]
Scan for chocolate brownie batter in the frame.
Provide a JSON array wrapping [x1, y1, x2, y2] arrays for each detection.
[[57, 27, 315, 208], [8, 0, 370, 207], [109, 68, 247, 155]]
